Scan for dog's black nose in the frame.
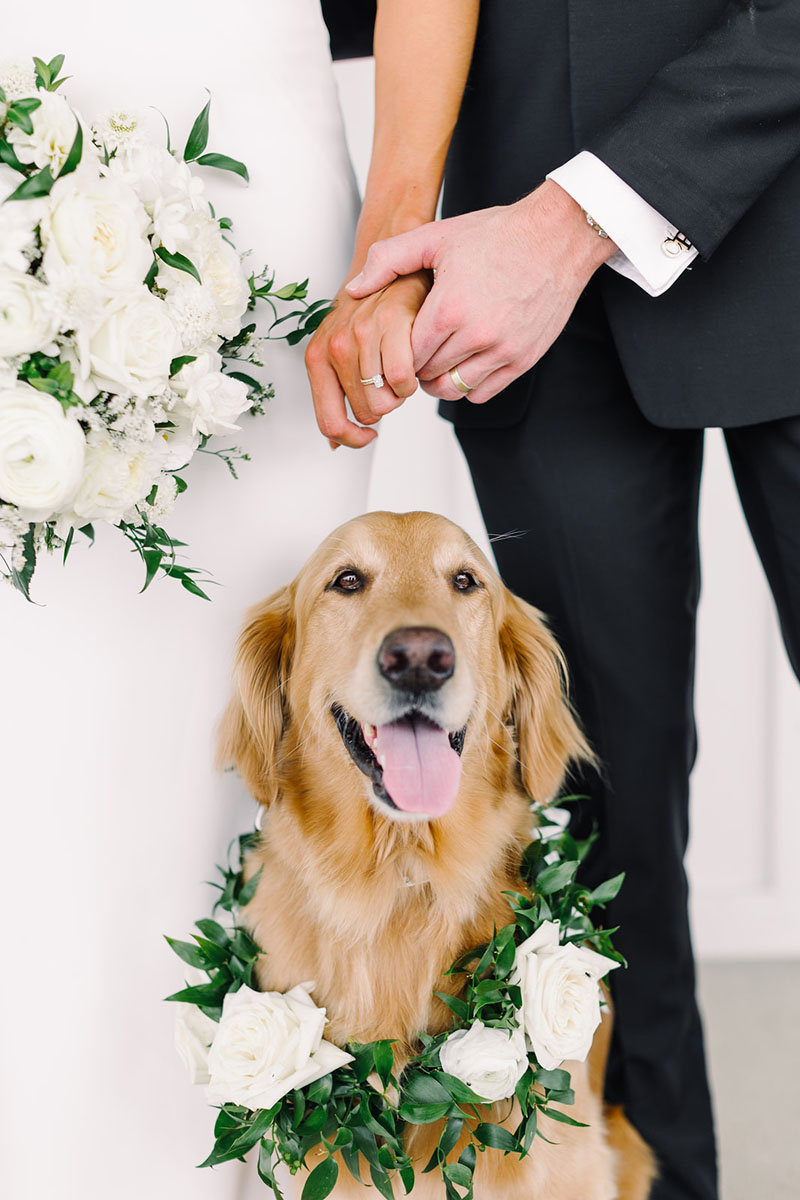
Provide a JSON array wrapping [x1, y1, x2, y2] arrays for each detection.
[[377, 627, 455, 692]]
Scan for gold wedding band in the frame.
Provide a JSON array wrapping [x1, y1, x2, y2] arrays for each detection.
[[360, 373, 385, 389], [448, 365, 473, 395]]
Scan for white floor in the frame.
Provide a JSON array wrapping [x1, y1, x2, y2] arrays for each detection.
[[697, 961, 800, 1200]]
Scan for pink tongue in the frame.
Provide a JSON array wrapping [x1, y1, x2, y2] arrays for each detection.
[[375, 718, 462, 816]]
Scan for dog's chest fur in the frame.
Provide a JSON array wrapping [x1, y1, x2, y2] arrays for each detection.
[[242, 794, 528, 1061]]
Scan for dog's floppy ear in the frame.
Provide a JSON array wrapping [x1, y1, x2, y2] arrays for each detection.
[[217, 585, 295, 807], [499, 592, 593, 803]]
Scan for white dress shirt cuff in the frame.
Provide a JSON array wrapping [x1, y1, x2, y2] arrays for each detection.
[[547, 151, 698, 298]]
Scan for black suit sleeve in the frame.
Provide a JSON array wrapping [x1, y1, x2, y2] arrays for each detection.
[[587, 0, 800, 257]]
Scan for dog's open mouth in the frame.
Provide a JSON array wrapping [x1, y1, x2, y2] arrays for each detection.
[[332, 704, 466, 818]]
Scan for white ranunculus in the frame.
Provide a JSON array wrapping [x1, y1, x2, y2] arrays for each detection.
[[181, 370, 249, 437], [42, 169, 152, 294], [8, 91, 78, 174], [0, 165, 44, 272], [439, 1021, 529, 1103], [70, 431, 162, 525], [206, 984, 353, 1111], [83, 291, 180, 399], [513, 921, 619, 1071], [0, 269, 59, 357], [0, 384, 86, 520]]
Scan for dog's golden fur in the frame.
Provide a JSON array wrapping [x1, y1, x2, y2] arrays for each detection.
[[219, 511, 655, 1199]]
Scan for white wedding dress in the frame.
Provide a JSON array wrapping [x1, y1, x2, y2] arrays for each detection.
[[0, 5, 372, 1199]]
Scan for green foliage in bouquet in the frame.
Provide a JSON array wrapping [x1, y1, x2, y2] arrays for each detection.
[[0, 60, 334, 602]]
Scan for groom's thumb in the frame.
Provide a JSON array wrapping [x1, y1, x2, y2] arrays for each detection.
[[346, 226, 434, 298]]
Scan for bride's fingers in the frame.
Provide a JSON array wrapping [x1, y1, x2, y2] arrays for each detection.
[[306, 351, 377, 449], [420, 361, 520, 407], [379, 324, 418, 402]]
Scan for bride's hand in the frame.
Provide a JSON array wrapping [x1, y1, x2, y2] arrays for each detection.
[[305, 271, 432, 449]]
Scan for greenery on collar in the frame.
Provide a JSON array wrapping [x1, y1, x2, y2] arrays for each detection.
[[166, 804, 623, 1200]]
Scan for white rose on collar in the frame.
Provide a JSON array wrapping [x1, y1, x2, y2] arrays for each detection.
[[0, 269, 59, 357], [439, 1020, 528, 1102], [175, 1006, 218, 1086], [8, 91, 78, 174], [206, 984, 353, 1111], [0, 385, 86, 521], [513, 921, 619, 1071]]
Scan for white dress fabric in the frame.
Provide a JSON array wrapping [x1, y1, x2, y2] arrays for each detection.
[[0, 4, 371, 1198]]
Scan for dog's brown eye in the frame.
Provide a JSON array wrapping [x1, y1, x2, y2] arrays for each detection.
[[330, 568, 364, 593], [453, 570, 480, 592]]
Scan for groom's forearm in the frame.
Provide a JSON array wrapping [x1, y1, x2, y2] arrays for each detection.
[[350, 0, 479, 267], [587, 0, 800, 258]]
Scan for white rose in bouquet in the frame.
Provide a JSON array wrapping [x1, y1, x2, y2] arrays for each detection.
[[42, 169, 152, 294], [0, 269, 59, 357], [82, 290, 180, 399], [0, 165, 44, 272], [70, 430, 164, 525], [206, 984, 353, 1111], [8, 90, 78, 174], [0, 384, 85, 521], [439, 1020, 529, 1103], [513, 921, 619, 1071], [181, 371, 250, 437]]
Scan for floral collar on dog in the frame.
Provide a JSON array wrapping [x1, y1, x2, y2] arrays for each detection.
[[167, 803, 622, 1200]]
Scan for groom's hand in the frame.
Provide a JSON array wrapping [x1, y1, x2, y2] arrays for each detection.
[[346, 181, 617, 405]]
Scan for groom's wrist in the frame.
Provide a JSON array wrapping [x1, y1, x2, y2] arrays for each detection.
[[518, 180, 618, 279]]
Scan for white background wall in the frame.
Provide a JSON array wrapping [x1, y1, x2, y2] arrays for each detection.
[[335, 57, 800, 960]]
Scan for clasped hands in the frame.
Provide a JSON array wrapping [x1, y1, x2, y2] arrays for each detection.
[[305, 181, 616, 449]]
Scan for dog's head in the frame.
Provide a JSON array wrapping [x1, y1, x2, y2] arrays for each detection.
[[219, 512, 590, 820]]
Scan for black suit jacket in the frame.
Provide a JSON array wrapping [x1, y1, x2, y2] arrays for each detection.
[[323, 0, 800, 430]]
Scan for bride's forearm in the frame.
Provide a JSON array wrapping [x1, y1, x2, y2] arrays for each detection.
[[350, 0, 479, 267]]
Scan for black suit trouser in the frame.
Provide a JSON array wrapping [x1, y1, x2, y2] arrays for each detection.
[[454, 282, 800, 1200]]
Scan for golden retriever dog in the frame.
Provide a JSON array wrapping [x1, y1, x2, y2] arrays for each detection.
[[219, 510, 655, 1199]]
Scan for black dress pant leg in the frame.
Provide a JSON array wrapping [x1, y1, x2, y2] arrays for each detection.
[[725, 415, 800, 680], [454, 284, 716, 1200]]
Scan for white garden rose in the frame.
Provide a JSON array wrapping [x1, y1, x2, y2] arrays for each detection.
[[206, 984, 354, 1111], [70, 431, 163, 525], [0, 269, 59, 357], [513, 921, 619, 1071], [0, 165, 44, 273], [439, 1021, 528, 1103], [82, 290, 180, 399], [0, 384, 86, 521], [42, 169, 152, 294], [8, 91, 78, 174], [181, 370, 250, 436]]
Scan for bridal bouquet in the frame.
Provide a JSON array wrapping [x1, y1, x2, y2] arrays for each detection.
[[167, 806, 624, 1199], [0, 54, 329, 600]]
